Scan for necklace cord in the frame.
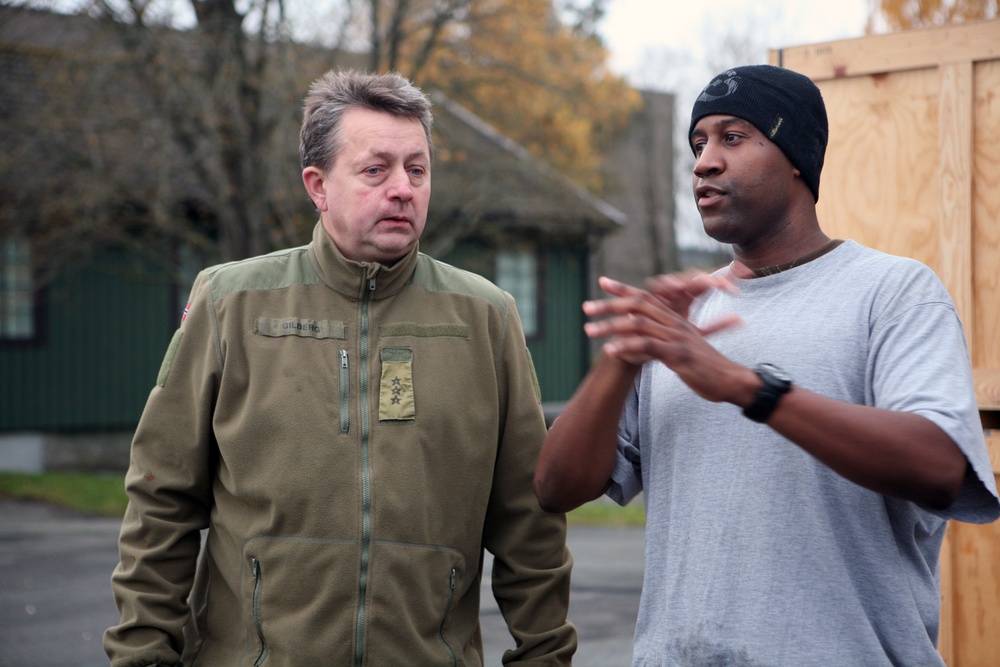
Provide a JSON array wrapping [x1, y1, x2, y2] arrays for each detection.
[[746, 239, 844, 278]]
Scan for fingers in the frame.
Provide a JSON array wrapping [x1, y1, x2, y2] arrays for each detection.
[[596, 276, 644, 298], [646, 271, 736, 306], [596, 273, 737, 318], [584, 275, 741, 366], [584, 278, 677, 326], [583, 295, 670, 321], [584, 310, 671, 340], [600, 340, 659, 366], [699, 313, 743, 336], [601, 335, 669, 362], [586, 273, 744, 401], [586, 274, 738, 332]]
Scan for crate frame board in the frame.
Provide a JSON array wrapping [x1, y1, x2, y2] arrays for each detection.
[[770, 20, 1000, 667]]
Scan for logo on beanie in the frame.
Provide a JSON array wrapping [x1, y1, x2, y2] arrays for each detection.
[[696, 71, 739, 103], [769, 117, 784, 138]]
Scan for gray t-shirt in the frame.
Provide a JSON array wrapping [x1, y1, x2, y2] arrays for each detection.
[[608, 240, 999, 667]]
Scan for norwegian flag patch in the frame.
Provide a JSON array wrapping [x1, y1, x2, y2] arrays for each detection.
[[181, 302, 191, 321]]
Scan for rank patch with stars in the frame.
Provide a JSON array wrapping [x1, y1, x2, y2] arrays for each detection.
[[379, 347, 415, 421]]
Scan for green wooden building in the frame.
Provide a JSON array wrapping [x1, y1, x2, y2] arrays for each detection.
[[0, 8, 625, 469]]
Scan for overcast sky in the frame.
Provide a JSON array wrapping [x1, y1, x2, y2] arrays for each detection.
[[599, 0, 870, 79]]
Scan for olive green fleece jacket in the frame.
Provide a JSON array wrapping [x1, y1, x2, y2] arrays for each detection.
[[105, 222, 576, 667]]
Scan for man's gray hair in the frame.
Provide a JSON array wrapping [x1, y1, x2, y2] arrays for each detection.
[[299, 69, 434, 172]]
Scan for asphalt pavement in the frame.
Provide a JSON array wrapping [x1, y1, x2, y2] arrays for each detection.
[[0, 499, 642, 667]]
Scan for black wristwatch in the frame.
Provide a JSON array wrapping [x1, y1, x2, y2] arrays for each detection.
[[742, 363, 792, 423]]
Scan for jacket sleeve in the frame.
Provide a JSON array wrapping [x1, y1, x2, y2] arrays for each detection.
[[104, 271, 219, 667], [482, 294, 578, 665]]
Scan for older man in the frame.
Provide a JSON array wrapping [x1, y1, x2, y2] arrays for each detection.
[[105, 69, 576, 667]]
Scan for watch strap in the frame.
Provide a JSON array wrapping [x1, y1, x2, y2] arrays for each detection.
[[742, 364, 792, 423]]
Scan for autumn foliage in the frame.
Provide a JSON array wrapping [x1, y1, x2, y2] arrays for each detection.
[[866, 0, 998, 31]]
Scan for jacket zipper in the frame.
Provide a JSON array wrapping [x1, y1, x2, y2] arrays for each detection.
[[438, 567, 458, 667], [354, 274, 377, 667], [339, 349, 350, 434], [251, 557, 268, 666]]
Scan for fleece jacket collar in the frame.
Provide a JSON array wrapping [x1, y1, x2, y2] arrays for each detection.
[[306, 221, 419, 301]]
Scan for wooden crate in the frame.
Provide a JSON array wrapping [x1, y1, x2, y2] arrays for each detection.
[[770, 20, 1000, 666]]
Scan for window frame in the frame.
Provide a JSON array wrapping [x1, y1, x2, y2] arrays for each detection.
[[0, 235, 44, 347], [494, 246, 545, 343]]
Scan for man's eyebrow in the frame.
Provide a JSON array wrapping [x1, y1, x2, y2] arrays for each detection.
[[691, 116, 755, 140], [712, 117, 754, 131], [370, 149, 429, 162]]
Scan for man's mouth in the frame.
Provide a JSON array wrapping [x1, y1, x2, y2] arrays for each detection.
[[695, 184, 726, 208]]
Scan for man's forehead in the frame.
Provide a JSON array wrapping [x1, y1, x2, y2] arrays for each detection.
[[691, 115, 755, 133], [342, 129, 429, 163]]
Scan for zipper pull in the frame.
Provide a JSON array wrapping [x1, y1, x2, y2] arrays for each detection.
[[341, 349, 348, 368], [369, 275, 377, 292]]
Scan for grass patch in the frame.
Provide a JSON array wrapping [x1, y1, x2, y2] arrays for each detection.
[[0, 471, 646, 528], [0, 471, 128, 518], [568, 500, 645, 527]]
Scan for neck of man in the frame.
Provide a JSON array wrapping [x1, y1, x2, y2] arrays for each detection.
[[730, 226, 834, 280]]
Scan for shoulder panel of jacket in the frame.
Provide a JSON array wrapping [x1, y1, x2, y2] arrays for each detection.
[[411, 253, 510, 315], [203, 245, 321, 302]]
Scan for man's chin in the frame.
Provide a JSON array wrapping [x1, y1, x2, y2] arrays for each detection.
[[370, 239, 417, 265], [700, 218, 739, 245]]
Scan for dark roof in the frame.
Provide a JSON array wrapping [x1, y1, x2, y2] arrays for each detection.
[[429, 93, 626, 238]]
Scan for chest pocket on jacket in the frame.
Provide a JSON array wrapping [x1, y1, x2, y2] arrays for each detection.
[[379, 347, 415, 422], [377, 324, 470, 423]]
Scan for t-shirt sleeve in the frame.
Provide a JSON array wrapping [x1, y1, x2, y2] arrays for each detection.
[[869, 266, 999, 523], [606, 376, 644, 506]]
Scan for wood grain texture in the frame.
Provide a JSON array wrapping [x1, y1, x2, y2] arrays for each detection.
[[948, 432, 1000, 666], [973, 60, 1000, 369], [937, 62, 974, 350], [769, 20, 1000, 81], [974, 368, 1000, 412], [814, 70, 940, 264]]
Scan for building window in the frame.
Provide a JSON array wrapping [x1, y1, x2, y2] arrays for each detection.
[[496, 249, 539, 338], [1, 236, 36, 341]]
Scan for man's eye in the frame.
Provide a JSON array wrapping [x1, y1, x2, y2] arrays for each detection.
[[366, 167, 382, 175]]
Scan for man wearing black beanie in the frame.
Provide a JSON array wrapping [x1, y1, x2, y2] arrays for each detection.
[[536, 64, 999, 665], [688, 64, 828, 202]]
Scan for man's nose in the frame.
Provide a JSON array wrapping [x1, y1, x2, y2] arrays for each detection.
[[387, 167, 414, 200], [693, 142, 722, 177]]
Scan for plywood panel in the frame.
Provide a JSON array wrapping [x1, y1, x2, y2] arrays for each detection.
[[771, 20, 1000, 80], [815, 70, 941, 270], [973, 60, 1000, 369], [989, 431, 1000, 474], [936, 62, 974, 345], [974, 369, 1000, 413], [943, 434, 1000, 667], [948, 428, 1000, 666], [949, 518, 1000, 666]]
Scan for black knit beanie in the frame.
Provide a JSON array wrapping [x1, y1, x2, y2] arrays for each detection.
[[688, 65, 829, 202]]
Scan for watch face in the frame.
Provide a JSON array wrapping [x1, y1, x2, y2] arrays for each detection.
[[759, 363, 792, 383]]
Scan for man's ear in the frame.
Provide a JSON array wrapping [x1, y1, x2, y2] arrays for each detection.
[[302, 167, 329, 212]]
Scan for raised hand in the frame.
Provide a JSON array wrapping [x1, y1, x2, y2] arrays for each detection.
[[582, 275, 744, 403]]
